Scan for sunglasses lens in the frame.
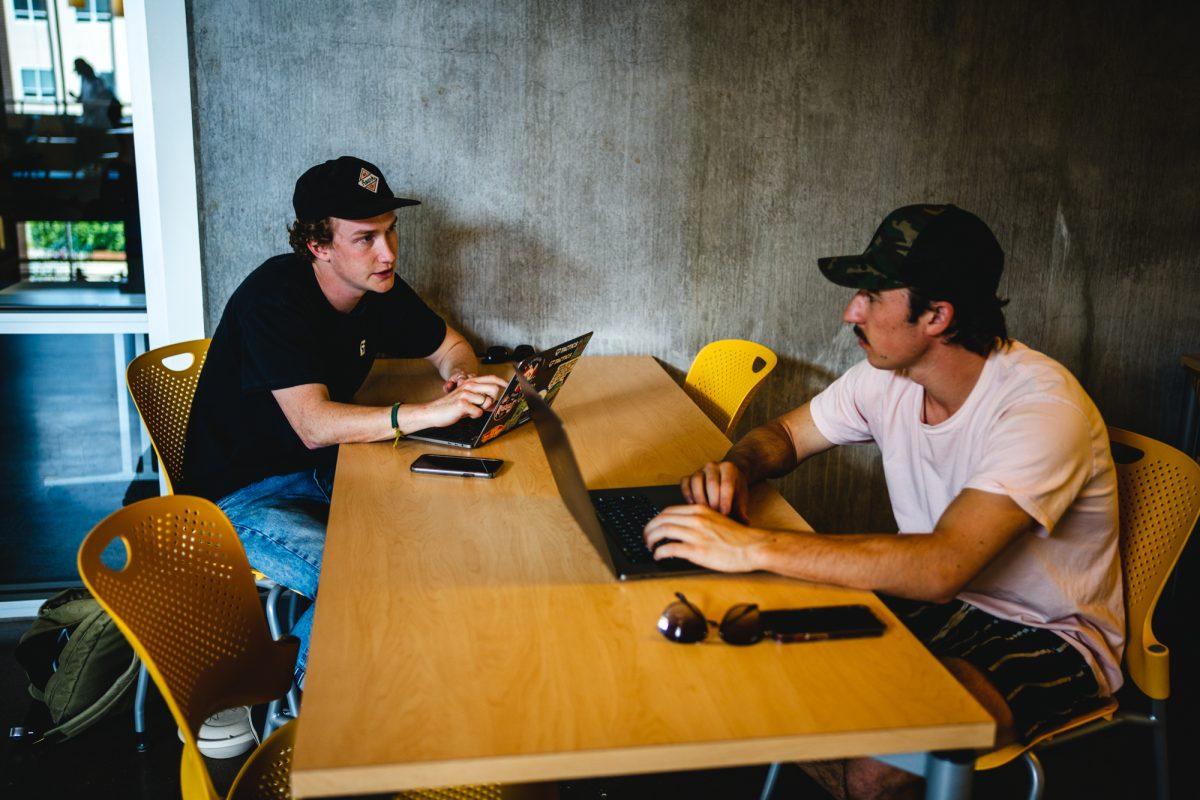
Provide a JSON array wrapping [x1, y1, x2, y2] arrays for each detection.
[[483, 345, 511, 364], [658, 601, 709, 643], [718, 603, 762, 645]]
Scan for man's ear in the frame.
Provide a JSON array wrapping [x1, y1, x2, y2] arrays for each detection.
[[925, 300, 955, 337], [307, 239, 330, 263]]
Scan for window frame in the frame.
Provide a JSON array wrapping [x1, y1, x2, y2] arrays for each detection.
[[20, 68, 57, 100], [14, 0, 49, 21], [75, 0, 113, 23]]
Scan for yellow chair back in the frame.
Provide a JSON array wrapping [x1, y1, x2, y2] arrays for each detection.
[[78, 496, 298, 800], [126, 338, 211, 494], [1109, 426, 1200, 700], [224, 718, 556, 800], [225, 721, 297, 800], [683, 339, 778, 434]]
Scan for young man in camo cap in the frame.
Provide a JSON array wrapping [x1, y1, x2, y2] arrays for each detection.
[[646, 204, 1124, 798]]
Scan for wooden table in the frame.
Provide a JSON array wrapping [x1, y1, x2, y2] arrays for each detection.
[[291, 356, 995, 798]]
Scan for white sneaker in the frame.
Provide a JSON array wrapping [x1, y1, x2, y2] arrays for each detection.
[[178, 707, 257, 759]]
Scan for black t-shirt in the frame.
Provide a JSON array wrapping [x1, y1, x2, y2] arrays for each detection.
[[180, 253, 446, 501]]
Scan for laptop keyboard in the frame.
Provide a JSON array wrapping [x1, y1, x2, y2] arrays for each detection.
[[591, 493, 666, 565], [426, 416, 485, 443]]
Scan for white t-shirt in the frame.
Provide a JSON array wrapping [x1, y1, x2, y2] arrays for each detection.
[[809, 341, 1125, 693]]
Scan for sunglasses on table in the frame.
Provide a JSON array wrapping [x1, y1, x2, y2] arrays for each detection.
[[659, 593, 889, 645], [656, 592, 764, 646]]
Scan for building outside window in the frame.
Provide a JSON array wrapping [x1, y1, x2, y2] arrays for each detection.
[[3, 0, 130, 116]]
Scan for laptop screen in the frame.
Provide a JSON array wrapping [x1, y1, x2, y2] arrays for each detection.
[[516, 371, 617, 573], [475, 332, 592, 446]]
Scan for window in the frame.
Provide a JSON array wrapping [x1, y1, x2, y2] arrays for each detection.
[[13, 0, 48, 21], [22, 221, 128, 282], [20, 68, 56, 100], [75, 0, 112, 23]]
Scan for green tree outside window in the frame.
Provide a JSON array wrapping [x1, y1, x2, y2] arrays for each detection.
[[28, 221, 126, 254]]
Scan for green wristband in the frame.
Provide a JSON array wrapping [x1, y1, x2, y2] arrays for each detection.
[[391, 402, 400, 430]]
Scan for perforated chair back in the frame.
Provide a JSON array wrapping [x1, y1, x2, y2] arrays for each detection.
[[78, 496, 298, 800], [683, 339, 778, 434], [225, 721, 297, 800], [223, 718, 558, 800], [126, 338, 211, 493], [1109, 426, 1200, 700]]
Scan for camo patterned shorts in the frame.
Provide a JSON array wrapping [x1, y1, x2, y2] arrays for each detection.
[[883, 597, 1109, 742]]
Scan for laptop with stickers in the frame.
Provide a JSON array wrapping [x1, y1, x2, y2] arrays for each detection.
[[405, 332, 592, 449]]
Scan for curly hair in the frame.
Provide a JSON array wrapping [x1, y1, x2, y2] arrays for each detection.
[[287, 218, 333, 263], [907, 286, 1010, 357]]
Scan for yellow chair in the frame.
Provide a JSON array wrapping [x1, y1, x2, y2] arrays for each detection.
[[78, 496, 299, 800], [683, 339, 778, 435], [80, 496, 555, 800], [125, 338, 296, 742], [126, 338, 211, 494], [221, 721, 555, 800], [973, 426, 1200, 799]]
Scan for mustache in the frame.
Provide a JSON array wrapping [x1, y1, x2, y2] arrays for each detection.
[[853, 325, 868, 345]]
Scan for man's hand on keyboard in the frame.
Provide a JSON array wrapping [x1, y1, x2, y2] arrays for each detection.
[[680, 461, 750, 522], [643, 504, 767, 573], [443, 370, 477, 393], [419, 374, 508, 428]]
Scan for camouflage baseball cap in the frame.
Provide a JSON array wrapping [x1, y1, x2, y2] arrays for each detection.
[[818, 204, 1004, 298]]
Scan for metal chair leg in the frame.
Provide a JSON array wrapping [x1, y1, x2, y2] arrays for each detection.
[[1022, 751, 1044, 800], [133, 662, 149, 752], [1151, 699, 1169, 800], [260, 581, 299, 740], [760, 762, 781, 800], [264, 582, 284, 639], [287, 589, 299, 630]]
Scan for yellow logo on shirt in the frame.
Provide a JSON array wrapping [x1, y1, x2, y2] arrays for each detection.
[[359, 339, 366, 357]]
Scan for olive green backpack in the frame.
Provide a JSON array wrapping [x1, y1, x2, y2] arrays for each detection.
[[14, 588, 140, 742]]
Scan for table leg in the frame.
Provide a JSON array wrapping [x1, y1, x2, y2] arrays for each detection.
[[924, 750, 974, 800], [874, 750, 975, 799]]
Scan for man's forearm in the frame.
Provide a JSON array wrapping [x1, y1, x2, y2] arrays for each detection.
[[292, 399, 438, 448], [725, 420, 799, 484], [431, 335, 479, 380], [751, 529, 957, 602]]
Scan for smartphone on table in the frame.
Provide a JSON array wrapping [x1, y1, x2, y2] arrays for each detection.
[[759, 604, 886, 642], [410, 454, 504, 479]]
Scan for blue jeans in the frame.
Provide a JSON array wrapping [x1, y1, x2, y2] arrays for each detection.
[[217, 466, 334, 688]]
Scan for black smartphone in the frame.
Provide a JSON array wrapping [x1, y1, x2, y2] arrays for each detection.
[[759, 604, 886, 643], [410, 454, 504, 478]]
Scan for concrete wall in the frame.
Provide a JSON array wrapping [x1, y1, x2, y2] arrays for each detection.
[[188, 0, 1200, 533]]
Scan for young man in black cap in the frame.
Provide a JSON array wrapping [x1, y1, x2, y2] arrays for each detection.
[[645, 205, 1124, 798], [181, 156, 506, 688]]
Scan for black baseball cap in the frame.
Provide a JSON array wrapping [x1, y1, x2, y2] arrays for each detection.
[[292, 156, 420, 222], [818, 204, 1004, 299]]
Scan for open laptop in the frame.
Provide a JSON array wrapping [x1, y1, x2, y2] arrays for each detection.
[[407, 332, 592, 448], [517, 372, 707, 580]]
